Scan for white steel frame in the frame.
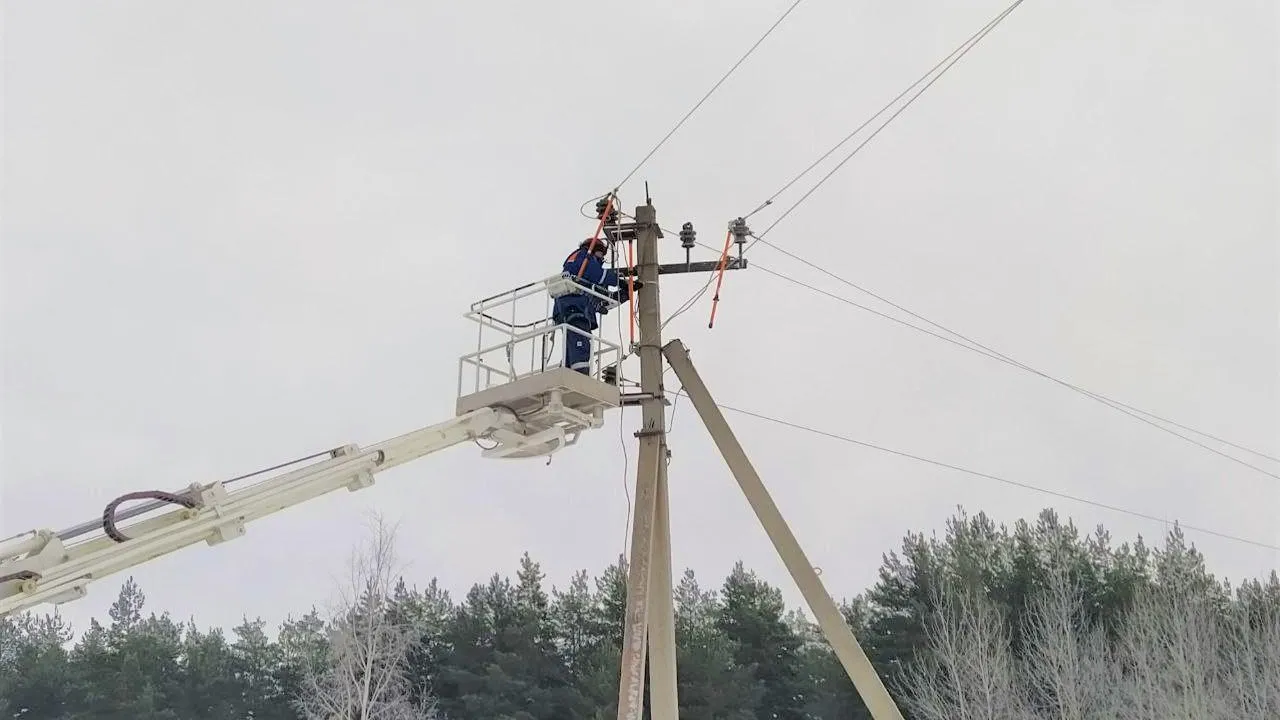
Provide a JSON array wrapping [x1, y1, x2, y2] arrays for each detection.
[[458, 272, 625, 393]]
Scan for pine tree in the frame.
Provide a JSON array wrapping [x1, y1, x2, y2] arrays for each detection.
[[673, 568, 761, 719], [716, 561, 805, 719], [0, 611, 75, 717]]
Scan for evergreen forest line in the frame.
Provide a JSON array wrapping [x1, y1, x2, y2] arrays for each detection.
[[2, 507, 1277, 719]]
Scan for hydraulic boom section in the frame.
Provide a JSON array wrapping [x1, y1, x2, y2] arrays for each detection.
[[1, 273, 628, 618], [0, 407, 532, 618]]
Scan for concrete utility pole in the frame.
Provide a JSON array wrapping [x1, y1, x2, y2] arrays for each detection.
[[612, 200, 747, 720], [615, 201, 676, 720], [608, 199, 901, 720]]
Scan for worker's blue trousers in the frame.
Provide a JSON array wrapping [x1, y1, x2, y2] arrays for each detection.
[[562, 314, 594, 375]]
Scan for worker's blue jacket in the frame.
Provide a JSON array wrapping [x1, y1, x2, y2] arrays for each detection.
[[552, 247, 632, 331]]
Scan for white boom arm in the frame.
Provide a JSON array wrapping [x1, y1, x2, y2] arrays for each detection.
[[0, 406, 530, 618]]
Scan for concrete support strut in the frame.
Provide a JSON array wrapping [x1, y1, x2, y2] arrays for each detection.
[[662, 338, 907, 720]]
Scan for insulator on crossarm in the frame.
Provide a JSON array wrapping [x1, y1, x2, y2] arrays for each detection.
[[679, 221, 696, 265], [679, 222, 696, 250], [729, 217, 750, 259], [595, 195, 619, 225]]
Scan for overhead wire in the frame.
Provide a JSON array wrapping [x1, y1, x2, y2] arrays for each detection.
[[672, 0, 1277, 474], [747, 243, 1280, 479], [572, 0, 1274, 566], [665, 390, 1280, 552], [742, 0, 1023, 223], [663, 276, 717, 330], [623, 211, 1279, 483], [746, 243, 1280, 480], [617, 361, 633, 559], [612, 0, 805, 193], [659, 0, 1026, 329], [744, 0, 1026, 254]]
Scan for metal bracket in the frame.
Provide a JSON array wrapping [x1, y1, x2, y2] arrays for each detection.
[[620, 393, 671, 408], [606, 219, 665, 244], [617, 258, 747, 278]]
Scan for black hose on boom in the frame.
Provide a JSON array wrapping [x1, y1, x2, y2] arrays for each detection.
[[97, 447, 341, 543], [102, 491, 199, 543]]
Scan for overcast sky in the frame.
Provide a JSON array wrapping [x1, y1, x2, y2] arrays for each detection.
[[3, 1, 1276, 635]]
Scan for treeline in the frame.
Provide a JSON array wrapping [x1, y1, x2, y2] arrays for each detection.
[[1, 508, 1277, 719]]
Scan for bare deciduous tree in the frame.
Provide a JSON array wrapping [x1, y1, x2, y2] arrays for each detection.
[[1113, 582, 1231, 720], [294, 514, 435, 720], [900, 574, 1280, 720], [1020, 570, 1121, 720], [900, 583, 1028, 720], [1219, 592, 1280, 719]]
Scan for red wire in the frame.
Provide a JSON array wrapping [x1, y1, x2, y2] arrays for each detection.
[[577, 194, 615, 280], [707, 229, 734, 328]]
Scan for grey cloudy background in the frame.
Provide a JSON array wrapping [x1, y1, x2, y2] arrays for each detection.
[[3, 1, 1276, 634]]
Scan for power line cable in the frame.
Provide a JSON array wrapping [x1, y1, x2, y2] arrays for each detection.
[[613, 0, 805, 192], [747, 241, 1280, 479], [591, 0, 1274, 551], [754, 236, 1280, 464], [743, 0, 1024, 222], [621, 230, 1276, 545], [656, 0, 1276, 475], [670, 390, 1280, 552], [744, 0, 1025, 253], [653, 0, 1023, 331], [631, 217, 1278, 478]]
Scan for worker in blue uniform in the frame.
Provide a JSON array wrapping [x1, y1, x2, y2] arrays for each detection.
[[552, 237, 642, 376]]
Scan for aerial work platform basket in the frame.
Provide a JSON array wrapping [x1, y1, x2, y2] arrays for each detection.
[[457, 273, 627, 458]]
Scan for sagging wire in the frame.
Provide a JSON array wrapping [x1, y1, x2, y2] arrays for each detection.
[[663, 276, 716, 331], [580, 193, 607, 220], [610, 214, 635, 560], [617, 388, 633, 560], [743, 243, 1280, 481], [691, 393, 1280, 552]]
